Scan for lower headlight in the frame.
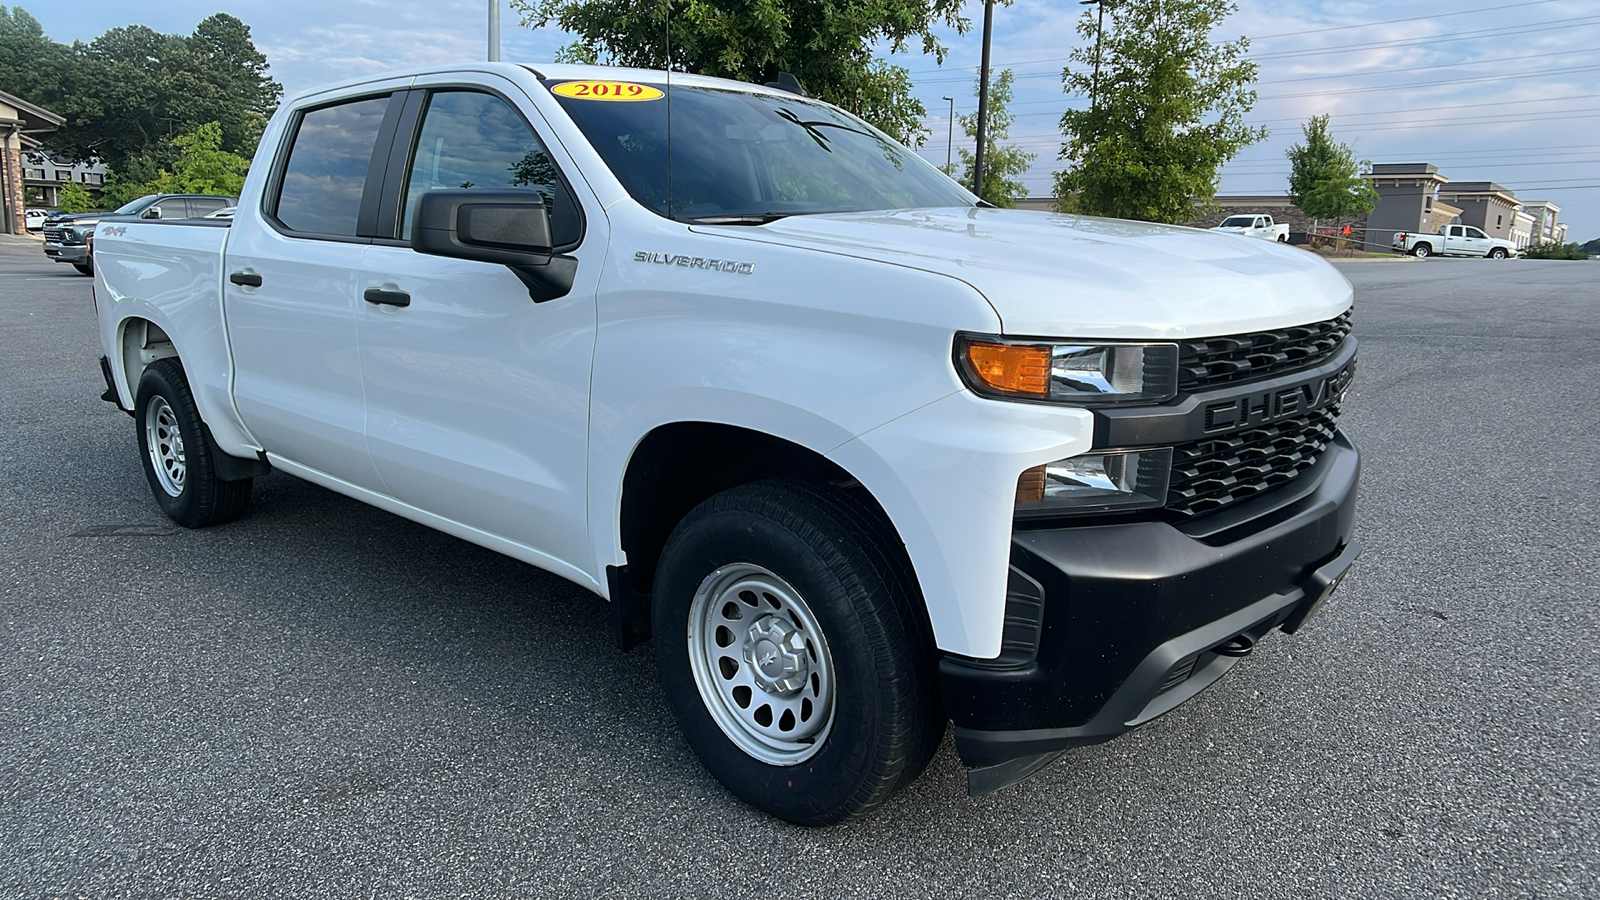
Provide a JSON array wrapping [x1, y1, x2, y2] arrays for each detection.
[[1015, 448, 1172, 517]]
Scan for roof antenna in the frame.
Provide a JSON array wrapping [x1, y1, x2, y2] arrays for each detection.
[[765, 72, 807, 96], [664, 0, 675, 221]]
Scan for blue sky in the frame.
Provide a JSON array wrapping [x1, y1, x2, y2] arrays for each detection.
[[19, 0, 1599, 241]]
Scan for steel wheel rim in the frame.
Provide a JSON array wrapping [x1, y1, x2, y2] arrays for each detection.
[[144, 396, 186, 497], [687, 563, 836, 765]]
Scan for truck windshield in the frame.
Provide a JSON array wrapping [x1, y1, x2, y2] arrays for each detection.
[[1220, 216, 1255, 227], [545, 80, 974, 222]]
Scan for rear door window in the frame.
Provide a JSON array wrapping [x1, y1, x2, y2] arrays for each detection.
[[190, 198, 229, 218], [273, 94, 392, 236]]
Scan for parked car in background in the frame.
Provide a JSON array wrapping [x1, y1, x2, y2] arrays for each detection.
[[1392, 225, 1517, 259], [25, 208, 48, 231], [1210, 215, 1290, 242], [44, 193, 236, 275]]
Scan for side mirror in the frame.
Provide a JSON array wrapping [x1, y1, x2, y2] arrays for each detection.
[[141, 207, 162, 219], [410, 189, 575, 303]]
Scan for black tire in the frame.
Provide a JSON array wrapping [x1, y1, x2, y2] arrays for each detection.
[[134, 358, 253, 528], [1411, 242, 1431, 258], [73, 261, 93, 276], [652, 479, 942, 826], [1276, 234, 1288, 243], [1489, 247, 1508, 259]]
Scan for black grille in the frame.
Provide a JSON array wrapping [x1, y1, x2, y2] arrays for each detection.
[[1167, 404, 1341, 518], [1178, 311, 1352, 391], [43, 226, 81, 245]]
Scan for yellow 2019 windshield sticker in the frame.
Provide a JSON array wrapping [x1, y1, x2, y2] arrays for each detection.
[[551, 81, 664, 101]]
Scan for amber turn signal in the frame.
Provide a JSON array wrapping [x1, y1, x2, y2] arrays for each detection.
[[963, 341, 1049, 397]]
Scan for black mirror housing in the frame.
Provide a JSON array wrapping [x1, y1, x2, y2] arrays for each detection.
[[412, 189, 555, 265]]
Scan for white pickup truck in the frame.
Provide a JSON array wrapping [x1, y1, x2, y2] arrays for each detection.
[[91, 63, 1361, 825], [1393, 224, 1517, 258], [1209, 214, 1290, 242]]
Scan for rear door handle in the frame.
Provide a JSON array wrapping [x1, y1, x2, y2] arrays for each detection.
[[363, 287, 411, 307], [228, 271, 262, 287]]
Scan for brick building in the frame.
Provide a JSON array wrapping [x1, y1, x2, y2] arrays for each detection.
[[0, 88, 64, 235]]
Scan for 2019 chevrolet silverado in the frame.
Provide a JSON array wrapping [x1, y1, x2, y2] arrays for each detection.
[[91, 63, 1360, 825]]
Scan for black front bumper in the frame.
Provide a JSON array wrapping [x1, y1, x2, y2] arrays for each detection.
[[941, 432, 1361, 793]]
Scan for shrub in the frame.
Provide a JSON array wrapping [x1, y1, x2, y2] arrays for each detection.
[[1522, 241, 1586, 260]]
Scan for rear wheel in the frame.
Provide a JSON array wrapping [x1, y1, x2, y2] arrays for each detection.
[[652, 480, 941, 825], [1411, 242, 1431, 258], [135, 358, 253, 527]]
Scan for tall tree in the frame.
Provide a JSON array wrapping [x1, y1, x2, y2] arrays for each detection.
[[955, 69, 1034, 207], [512, 0, 967, 147], [0, 6, 69, 100], [1286, 114, 1376, 224], [1053, 0, 1264, 222], [0, 9, 280, 170]]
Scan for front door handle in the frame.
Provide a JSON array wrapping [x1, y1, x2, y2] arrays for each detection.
[[229, 271, 262, 287], [363, 287, 411, 307]]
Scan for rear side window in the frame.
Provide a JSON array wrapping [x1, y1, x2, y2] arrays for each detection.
[[190, 198, 228, 217], [274, 95, 391, 236]]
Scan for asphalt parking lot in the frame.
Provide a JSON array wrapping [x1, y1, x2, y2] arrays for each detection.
[[1, 236, 1596, 898]]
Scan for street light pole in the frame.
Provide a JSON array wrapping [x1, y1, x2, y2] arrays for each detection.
[[972, 0, 994, 199], [942, 96, 954, 174], [488, 0, 501, 62]]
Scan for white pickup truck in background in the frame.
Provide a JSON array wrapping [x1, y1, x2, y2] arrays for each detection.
[[1209, 214, 1290, 242], [1392, 224, 1517, 258], [91, 62, 1361, 825]]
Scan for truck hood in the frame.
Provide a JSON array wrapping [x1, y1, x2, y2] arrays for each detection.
[[701, 208, 1352, 338]]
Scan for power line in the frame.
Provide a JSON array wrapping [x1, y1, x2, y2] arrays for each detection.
[[1249, 16, 1600, 59], [1258, 64, 1600, 100], [918, 43, 1600, 88], [902, 13, 1600, 75], [1249, 0, 1564, 40]]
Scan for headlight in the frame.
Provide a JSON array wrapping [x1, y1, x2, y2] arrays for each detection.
[[955, 333, 1178, 405], [1015, 448, 1172, 517]]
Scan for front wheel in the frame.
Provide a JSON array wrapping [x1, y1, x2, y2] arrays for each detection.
[[652, 480, 941, 826], [135, 358, 253, 527], [73, 261, 93, 276], [1411, 243, 1432, 258], [1489, 247, 1508, 259]]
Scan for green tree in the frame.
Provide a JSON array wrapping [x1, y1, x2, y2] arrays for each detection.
[[512, 0, 968, 146], [1286, 114, 1376, 225], [1580, 237, 1600, 256], [0, 6, 70, 99], [143, 122, 250, 196], [955, 69, 1035, 207], [55, 180, 96, 213], [0, 9, 280, 170], [1053, 0, 1265, 222]]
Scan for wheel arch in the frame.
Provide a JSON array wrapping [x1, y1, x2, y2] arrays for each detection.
[[612, 421, 933, 647], [114, 316, 180, 410]]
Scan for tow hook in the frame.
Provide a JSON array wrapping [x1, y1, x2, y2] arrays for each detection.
[[1213, 633, 1255, 658]]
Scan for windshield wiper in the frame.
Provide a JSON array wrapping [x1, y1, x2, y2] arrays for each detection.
[[686, 213, 793, 225]]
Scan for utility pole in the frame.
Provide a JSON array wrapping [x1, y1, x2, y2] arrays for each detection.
[[972, 0, 994, 199], [488, 0, 501, 61], [942, 96, 954, 174], [1080, 0, 1106, 111]]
